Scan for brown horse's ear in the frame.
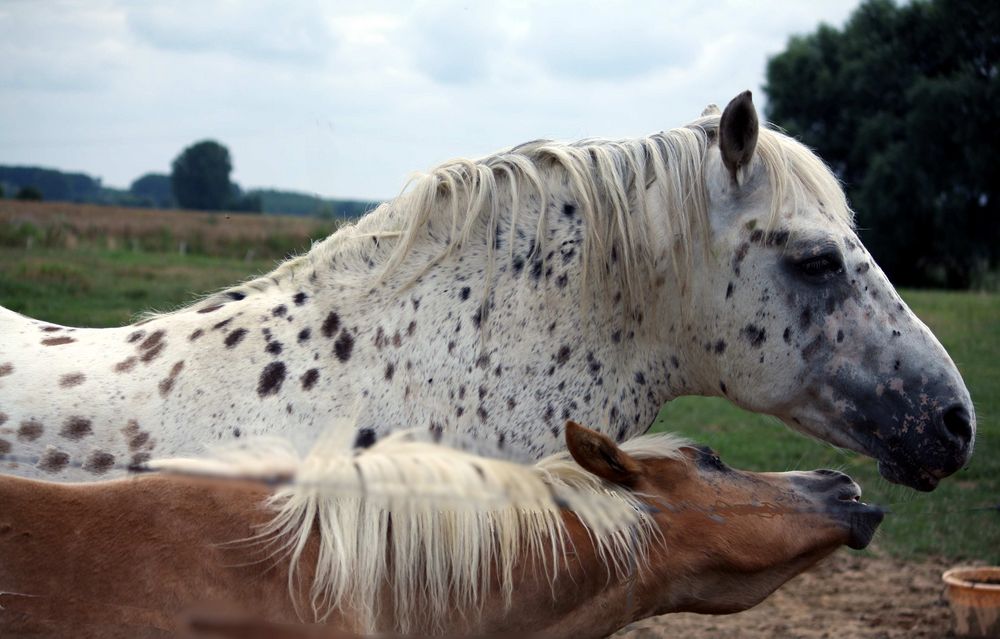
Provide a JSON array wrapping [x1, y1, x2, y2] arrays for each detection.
[[565, 420, 641, 486], [718, 90, 759, 184]]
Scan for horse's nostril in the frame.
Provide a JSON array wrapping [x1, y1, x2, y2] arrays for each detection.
[[942, 404, 973, 447]]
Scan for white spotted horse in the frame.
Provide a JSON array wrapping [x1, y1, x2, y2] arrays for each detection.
[[0, 91, 975, 489]]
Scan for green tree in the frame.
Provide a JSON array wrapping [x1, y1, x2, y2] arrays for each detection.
[[170, 140, 233, 211], [130, 173, 175, 208], [764, 0, 999, 288]]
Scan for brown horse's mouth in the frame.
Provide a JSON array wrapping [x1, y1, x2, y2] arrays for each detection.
[[832, 486, 886, 549]]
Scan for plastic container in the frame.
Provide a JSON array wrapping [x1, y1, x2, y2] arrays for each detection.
[[943, 567, 1000, 638]]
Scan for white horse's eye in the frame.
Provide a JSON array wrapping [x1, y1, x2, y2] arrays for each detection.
[[793, 253, 844, 280]]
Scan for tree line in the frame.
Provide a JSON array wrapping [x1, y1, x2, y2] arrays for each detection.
[[764, 0, 998, 288], [0, 140, 377, 220]]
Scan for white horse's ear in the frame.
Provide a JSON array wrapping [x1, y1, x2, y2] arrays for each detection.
[[701, 104, 721, 117], [565, 421, 640, 486], [718, 90, 759, 184]]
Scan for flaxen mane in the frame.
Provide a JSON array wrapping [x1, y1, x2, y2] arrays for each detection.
[[149, 423, 692, 634], [184, 113, 852, 322]]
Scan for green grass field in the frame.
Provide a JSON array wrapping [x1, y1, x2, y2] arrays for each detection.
[[1, 244, 997, 563]]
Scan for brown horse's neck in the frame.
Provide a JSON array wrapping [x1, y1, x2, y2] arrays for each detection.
[[0, 475, 321, 637], [0, 475, 664, 638]]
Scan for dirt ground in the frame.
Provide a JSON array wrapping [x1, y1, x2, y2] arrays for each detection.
[[615, 549, 959, 638]]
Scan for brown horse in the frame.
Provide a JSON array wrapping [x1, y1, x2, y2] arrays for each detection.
[[0, 421, 883, 638]]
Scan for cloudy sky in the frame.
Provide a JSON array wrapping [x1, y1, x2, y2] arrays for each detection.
[[0, 1, 861, 201]]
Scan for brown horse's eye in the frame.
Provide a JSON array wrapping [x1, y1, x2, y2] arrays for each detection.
[[696, 446, 728, 472]]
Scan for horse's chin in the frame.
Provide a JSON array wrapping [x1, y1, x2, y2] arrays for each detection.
[[877, 459, 940, 492]]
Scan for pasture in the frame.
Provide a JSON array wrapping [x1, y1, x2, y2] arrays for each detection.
[[0, 202, 996, 565]]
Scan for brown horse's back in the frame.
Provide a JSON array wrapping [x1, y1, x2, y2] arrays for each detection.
[[0, 474, 308, 638]]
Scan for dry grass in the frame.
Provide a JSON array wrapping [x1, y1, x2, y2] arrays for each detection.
[[0, 200, 337, 259]]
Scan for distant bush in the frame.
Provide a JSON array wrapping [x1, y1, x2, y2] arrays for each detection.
[[16, 186, 43, 201]]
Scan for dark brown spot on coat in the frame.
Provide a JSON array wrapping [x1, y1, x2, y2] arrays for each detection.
[[16, 419, 43, 442], [0, 362, 12, 377], [555, 345, 571, 366], [298, 328, 311, 343], [0, 438, 9, 454], [714, 339, 727, 354], [131, 452, 151, 466], [385, 362, 395, 381], [140, 342, 165, 363], [124, 420, 151, 452], [60, 416, 92, 440], [189, 328, 204, 341], [59, 372, 86, 388], [300, 368, 319, 390], [725, 282, 734, 299], [114, 356, 138, 373], [197, 304, 223, 314], [321, 312, 341, 338], [266, 341, 283, 355], [732, 242, 749, 274], [83, 451, 116, 475], [42, 336, 76, 346], [126, 330, 145, 343], [213, 318, 233, 330], [38, 448, 70, 473], [354, 428, 377, 449], [158, 361, 185, 397], [224, 328, 248, 348], [334, 331, 355, 362], [740, 324, 766, 348], [258, 361, 287, 397], [272, 304, 287, 317], [856, 262, 870, 274], [799, 307, 812, 329], [138, 330, 165, 351], [41, 325, 62, 332], [293, 292, 308, 305]]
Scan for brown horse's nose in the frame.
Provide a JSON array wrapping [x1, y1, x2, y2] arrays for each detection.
[[795, 469, 861, 503]]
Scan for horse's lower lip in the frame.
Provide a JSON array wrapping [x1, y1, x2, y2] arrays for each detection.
[[877, 459, 940, 492], [841, 501, 886, 550]]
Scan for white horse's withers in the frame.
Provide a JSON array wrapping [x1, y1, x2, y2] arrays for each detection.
[[0, 92, 975, 489]]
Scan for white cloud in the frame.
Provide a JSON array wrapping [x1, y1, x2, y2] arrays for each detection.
[[0, 0, 862, 200]]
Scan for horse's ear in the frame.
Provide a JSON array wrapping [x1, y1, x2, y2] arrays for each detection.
[[565, 420, 641, 486], [718, 90, 759, 184]]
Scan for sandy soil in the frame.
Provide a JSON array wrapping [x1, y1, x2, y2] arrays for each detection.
[[615, 549, 959, 638]]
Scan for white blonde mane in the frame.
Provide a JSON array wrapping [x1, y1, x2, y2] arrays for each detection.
[[149, 424, 691, 634], [192, 114, 852, 317]]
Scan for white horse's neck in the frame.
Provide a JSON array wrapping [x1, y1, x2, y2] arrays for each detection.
[[0, 158, 709, 480]]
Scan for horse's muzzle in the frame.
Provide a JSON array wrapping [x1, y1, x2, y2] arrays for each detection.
[[797, 469, 886, 550]]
